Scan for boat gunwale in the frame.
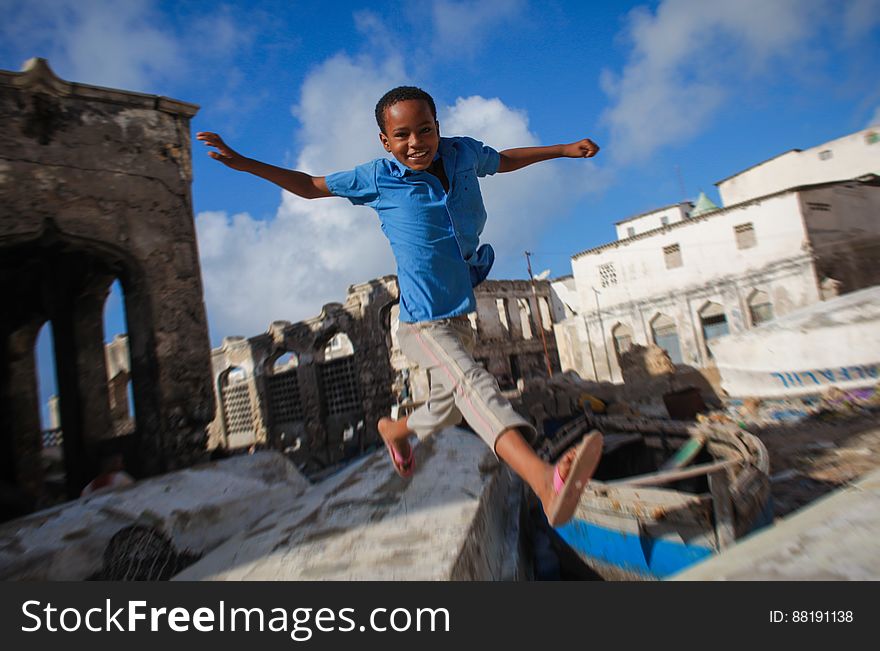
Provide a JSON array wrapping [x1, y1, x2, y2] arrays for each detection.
[[545, 414, 770, 527]]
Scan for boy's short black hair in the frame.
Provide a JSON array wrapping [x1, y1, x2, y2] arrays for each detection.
[[375, 86, 437, 134]]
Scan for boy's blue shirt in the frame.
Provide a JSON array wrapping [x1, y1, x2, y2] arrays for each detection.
[[325, 136, 500, 323]]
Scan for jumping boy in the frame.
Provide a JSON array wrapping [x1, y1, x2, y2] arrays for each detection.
[[198, 86, 602, 526]]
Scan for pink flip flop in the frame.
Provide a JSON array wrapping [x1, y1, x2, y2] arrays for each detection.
[[547, 430, 603, 527], [384, 438, 415, 478]]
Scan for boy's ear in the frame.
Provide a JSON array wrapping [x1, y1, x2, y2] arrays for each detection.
[[379, 131, 391, 152]]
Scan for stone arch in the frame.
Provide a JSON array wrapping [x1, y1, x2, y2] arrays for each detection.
[[0, 226, 157, 505], [1, 59, 214, 517]]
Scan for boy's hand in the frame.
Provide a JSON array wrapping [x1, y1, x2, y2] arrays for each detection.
[[562, 138, 600, 159], [196, 131, 251, 171]]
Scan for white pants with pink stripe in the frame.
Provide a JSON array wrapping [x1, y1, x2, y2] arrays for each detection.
[[398, 315, 537, 454]]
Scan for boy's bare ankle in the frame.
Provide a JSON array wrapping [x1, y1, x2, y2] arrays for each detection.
[[538, 468, 556, 516], [378, 416, 411, 442]]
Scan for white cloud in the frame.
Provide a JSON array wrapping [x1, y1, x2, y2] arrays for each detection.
[[292, 54, 407, 172], [601, 0, 829, 164], [0, 0, 250, 93], [196, 205, 391, 340], [196, 57, 595, 340], [869, 106, 880, 128], [197, 54, 404, 339], [1, 0, 180, 91], [429, 0, 526, 57]]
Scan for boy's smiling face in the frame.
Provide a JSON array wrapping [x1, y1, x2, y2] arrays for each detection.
[[379, 99, 440, 171]]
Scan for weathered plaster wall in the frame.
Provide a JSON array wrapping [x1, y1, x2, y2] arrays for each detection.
[[0, 59, 214, 510], [800, 181, 880, 293]]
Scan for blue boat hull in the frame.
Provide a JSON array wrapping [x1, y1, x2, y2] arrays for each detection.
[[557, 497, 774, 580]]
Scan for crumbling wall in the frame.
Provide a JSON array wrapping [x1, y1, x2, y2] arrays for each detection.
[[0, 59, 214, 511], [471, 280, 560, 388], [207, 276, 399, 475], [207, 277, 565, 473]]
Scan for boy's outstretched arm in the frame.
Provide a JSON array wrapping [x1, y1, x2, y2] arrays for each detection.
[[497, 138, 600, 173], [196, 132, 333, 199]]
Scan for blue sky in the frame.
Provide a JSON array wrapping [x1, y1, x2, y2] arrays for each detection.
[[2, 0, 879, 422]]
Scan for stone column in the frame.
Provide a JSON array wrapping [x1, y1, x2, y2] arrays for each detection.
[[2, 321, 45, 503], [72, 288, 114, 445], [52, 285, 114, 495], [122, 282, 163, 476]]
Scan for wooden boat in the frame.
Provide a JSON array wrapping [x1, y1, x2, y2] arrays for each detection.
[[541, 413, 772, 580]]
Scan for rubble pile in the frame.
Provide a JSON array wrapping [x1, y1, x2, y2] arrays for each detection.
[[516, 344, 722, 437], [702, 383, 880, 429], [514, 371, 616, 439], [694, 383, 880, 518]]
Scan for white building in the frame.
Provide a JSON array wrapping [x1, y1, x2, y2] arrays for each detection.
[[717, 126, 880, 206], [554, 126, 880, 386]]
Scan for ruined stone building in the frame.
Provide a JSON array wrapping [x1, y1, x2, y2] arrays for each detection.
[[0, 59, 215, 516], [554, 126, 880, 385], [467, 279, 560, 386], [207, 276, 561, 475], [207, 276, 401, 476]]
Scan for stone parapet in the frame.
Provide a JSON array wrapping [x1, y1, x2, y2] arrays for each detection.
[[176, 428, 528, 581]]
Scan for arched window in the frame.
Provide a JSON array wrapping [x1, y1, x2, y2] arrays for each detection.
[[323, 332, 354, 360], [650, 314, 683, 364], [220, 366, 253, 438], [103, 280, 134, 434], [318, 333, 361, 416], [267, 352, 303, 424], [271, 351, 298, 373], [747, 290, 774, 326], [35, 323, 64, 494], [699, 302, 729, 358], [612, 323, 634, 362], [226, 367, 248, 384]]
